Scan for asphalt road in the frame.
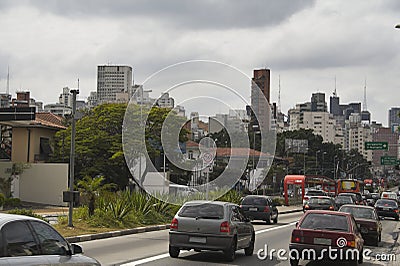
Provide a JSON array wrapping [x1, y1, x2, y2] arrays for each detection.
[[79, 212, 400, 266]]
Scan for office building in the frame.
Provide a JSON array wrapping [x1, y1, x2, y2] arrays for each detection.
[[97, 65, 133, 103]]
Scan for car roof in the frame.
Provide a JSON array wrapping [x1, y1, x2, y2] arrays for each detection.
[[339, 204, 375, 210], [243, 195, 270, 199], [183, 200, 234, 207], [308, 196, 331, 199], [304, 210, 351, 217], [0, 213, 44, 227]]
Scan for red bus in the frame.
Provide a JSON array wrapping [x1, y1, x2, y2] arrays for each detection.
[[336, 179, 363, 194]]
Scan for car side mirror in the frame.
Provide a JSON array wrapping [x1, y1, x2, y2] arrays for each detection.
[[245, 217, 251, 223], [71, 243, 83, 255]]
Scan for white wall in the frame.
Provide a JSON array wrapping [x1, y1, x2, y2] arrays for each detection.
[[0, 162, 68, 206]]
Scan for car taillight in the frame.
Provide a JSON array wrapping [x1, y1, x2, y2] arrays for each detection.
[[304, 205, 310, 209], [329, 206, 334, 210], [170, 218, 178, 230], [395, 209, 399, 213], [347, 240, 356, 247], [264, 206, 270, 212], [220, 221, 231, 233], [291, 231, 303, 243], [304, 196, 309, 201]]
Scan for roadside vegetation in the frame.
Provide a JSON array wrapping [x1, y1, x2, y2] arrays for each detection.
[[53, 189, 244, 237]]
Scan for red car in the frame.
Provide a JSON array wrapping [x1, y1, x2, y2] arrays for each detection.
[[289, 210, 364, 266]]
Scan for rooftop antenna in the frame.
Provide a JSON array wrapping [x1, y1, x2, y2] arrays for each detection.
[[363, 78, 367, 111], [278, 75, 281, 113], [6, 66, 10, 95], [333, 76, 337, 96]]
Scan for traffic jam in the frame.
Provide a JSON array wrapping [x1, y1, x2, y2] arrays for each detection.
[[168, 178, 399, 265]]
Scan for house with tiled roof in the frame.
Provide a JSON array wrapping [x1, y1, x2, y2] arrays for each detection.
[[0, 112, 66, 162]]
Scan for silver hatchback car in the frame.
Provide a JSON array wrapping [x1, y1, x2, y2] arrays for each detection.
[[0, 213, 100, 265], [169, 200, 255, 261]]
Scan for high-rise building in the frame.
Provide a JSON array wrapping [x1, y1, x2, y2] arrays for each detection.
[[59, 87, 72, 107], [311, 92, 327, 112], [97, 65, 133, 103], [389, 107, 400, 131], [251, 69, 271, 130]]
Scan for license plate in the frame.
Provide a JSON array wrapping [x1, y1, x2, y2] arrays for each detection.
[[189, 237, 206, 244], [249, 207, 258, 211], [314, 238, 332, 245], [383, 207, 390, 211]]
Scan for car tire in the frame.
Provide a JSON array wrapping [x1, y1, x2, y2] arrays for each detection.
[[273, 214, 278, 224], [169, 245, 180, 258], [348, 258, 358, 266], [244, 234, 255, 256], [379, 233, 381, 242], [396, 216, 399, 221], [265, 214, 271, 225], [358, 248, 363, 264], [290, 258, 299, 266], [224, 236, 237, 262], [373, 236, 379, 247]]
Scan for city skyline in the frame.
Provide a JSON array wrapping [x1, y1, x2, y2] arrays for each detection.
[[0, 1, 399, 126]]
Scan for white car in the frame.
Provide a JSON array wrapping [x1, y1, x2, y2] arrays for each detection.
[[381, 191, 397, 201]]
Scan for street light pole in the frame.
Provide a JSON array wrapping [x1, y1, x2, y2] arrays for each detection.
[[322, 152, 327, 175], [68, 89, 79, 227]]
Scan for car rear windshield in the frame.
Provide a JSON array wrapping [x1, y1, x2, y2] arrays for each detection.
[[179, 204, 224, 219], [335, 197, 353, 203], [306, 191, 326, 196], [300, 213, 349, 232], [241, 197, 268, 206], [308, 198, 331, 205], [376, 200, 397, 207], [340, 207, 375, 219]]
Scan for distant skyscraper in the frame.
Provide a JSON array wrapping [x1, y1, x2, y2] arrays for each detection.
[[97, 65, 133, 103], [311, 92, 327, 112], [251, 69, 271, 130], [330, 90, 341, 116], [389, 107, 400, 131]]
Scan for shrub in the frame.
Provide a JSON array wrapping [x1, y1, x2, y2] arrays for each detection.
[[4, 198, 21, 208], [272, 197, 286, 206], [0, 193, 5, 207], [217, 190, 243, 205]]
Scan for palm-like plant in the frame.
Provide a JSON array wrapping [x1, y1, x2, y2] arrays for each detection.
[[77, 175, 116, 216]]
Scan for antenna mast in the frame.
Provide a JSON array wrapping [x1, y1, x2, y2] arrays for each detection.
[[333, 76, 337, 96], [278, 75, 281, 113], [6, 66, 10, 95], [363, 78, 367, 111]]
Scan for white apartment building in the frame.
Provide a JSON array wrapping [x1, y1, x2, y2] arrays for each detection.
[[289, 108, 343, 145], [97, 65, 133, 103], [59, 87, 72, 107], [346, 113, 373, 161], [156, 92, 174, 108]]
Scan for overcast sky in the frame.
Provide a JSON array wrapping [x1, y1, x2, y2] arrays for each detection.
[[0, 0, 399, 126]]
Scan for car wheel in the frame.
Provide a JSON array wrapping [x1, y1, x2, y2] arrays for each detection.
[[273, 214, 278, 224], [290, 258, 299, 266], [265, 214, 271, 225], [379, 233, 381, 242], [348, 258, 358, 266], [244, 234, 255, 256], [169, 245, 180, 258], [373, 236, 379, 247], [396, 216, 399, 221], [358, 248, 363, 264], [224, 236, 237, 262]]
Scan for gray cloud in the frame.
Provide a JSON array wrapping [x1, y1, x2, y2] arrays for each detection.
[[6, 0, 316, 30]]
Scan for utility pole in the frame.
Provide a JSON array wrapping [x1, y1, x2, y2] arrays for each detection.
[[68, 88, 79, 227]]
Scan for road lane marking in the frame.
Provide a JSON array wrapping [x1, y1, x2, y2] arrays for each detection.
[[120, 222, 297, 265]]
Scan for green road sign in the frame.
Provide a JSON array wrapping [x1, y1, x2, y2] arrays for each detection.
[[365, 142, 388, 150], [380, 156, 397, 165]]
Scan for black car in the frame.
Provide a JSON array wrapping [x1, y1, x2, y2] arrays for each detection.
[[375, 199, 399, 221], [335, 195, 356, 208], [303, 196, 336, 212], [240, 195, 278, 224]]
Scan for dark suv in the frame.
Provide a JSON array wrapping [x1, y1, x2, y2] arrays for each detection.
[[240, 195, 278, 224]]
